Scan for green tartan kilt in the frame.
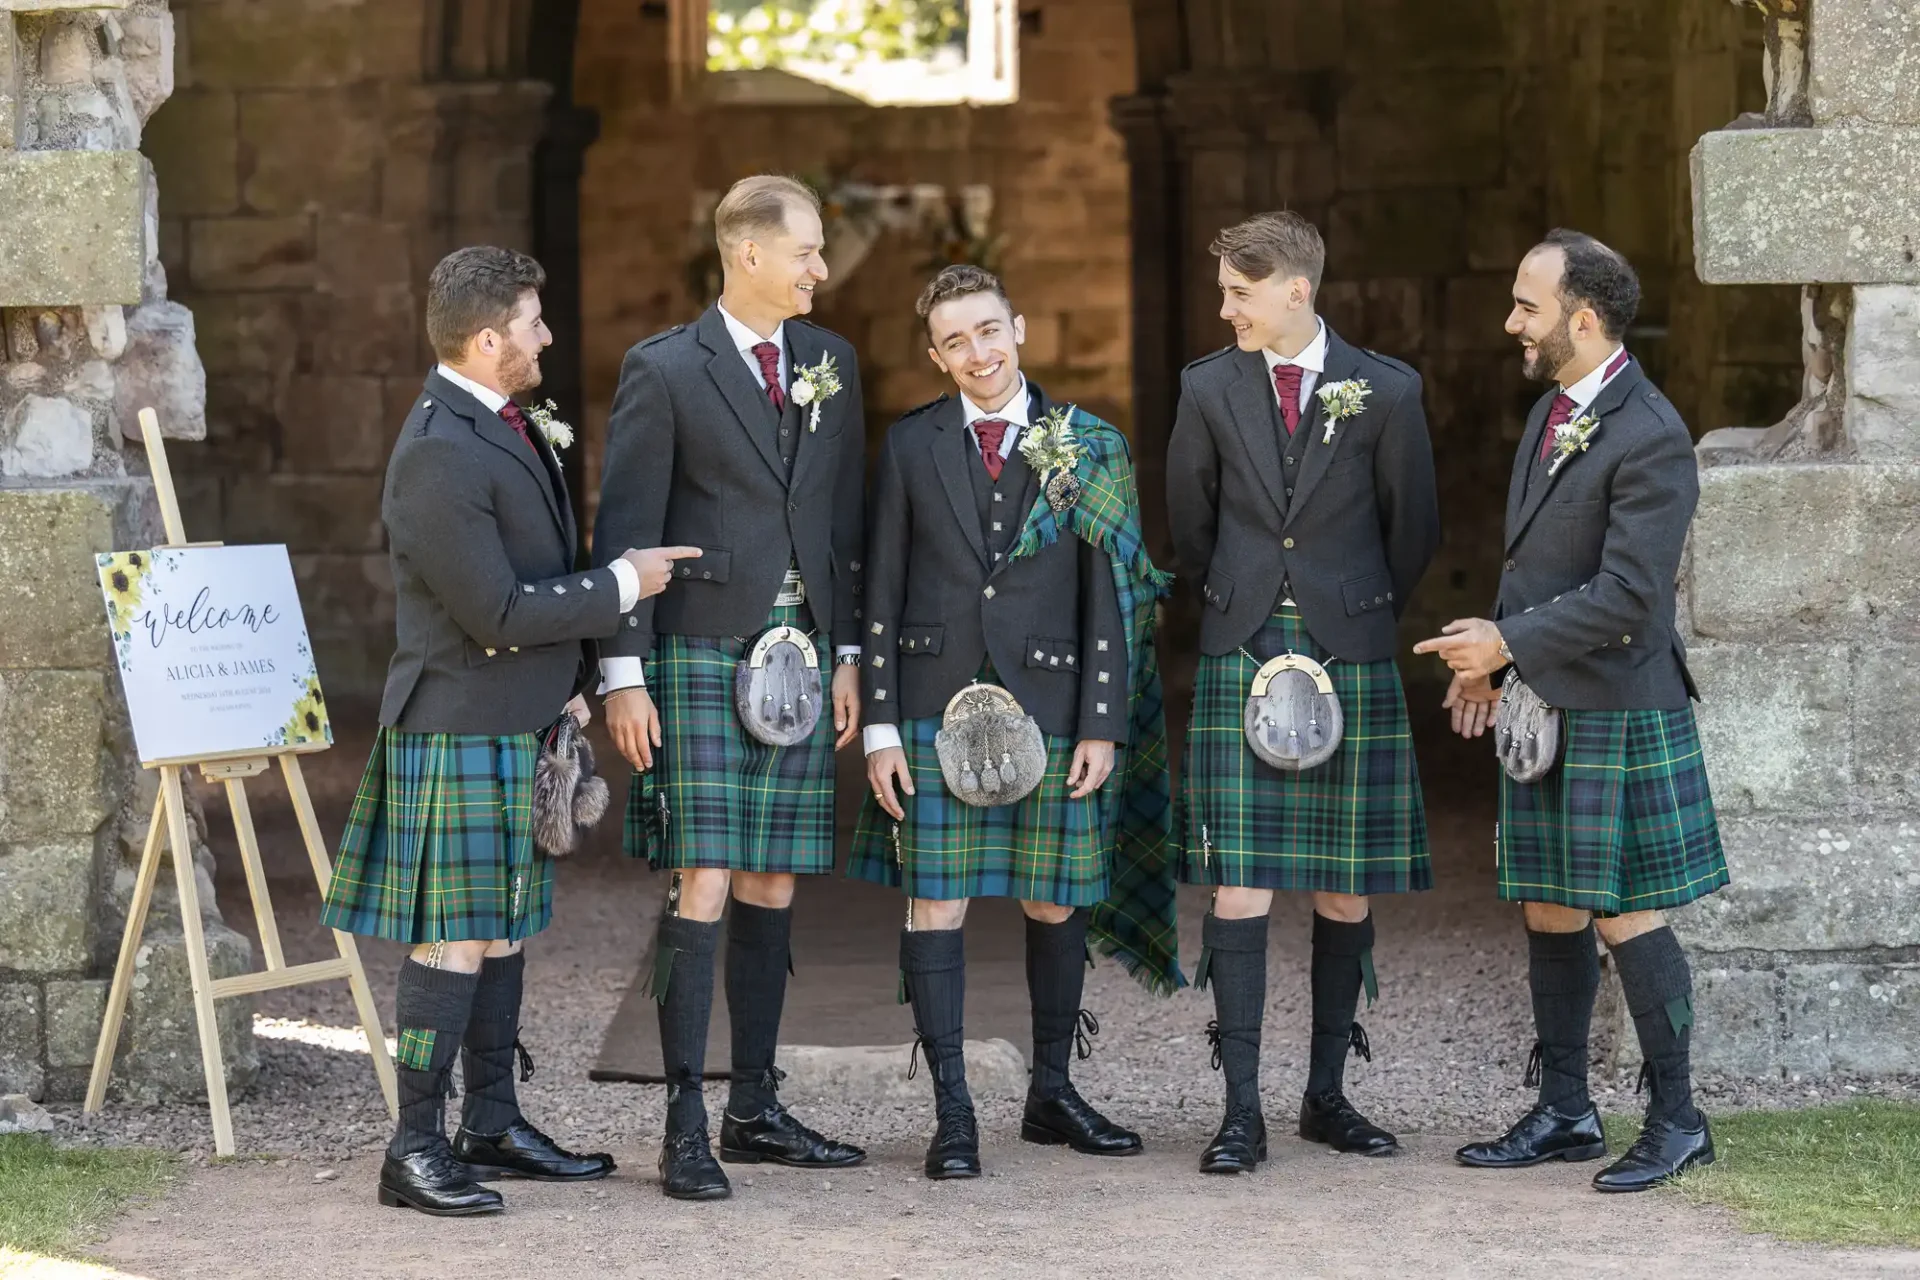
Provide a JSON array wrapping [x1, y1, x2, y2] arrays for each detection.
[[1178, 604, 1430, 895], [319, 727, 551, 944], [622, 602, 836, 874], [1497, 704, 1729, 913], [847, 709, 1111, 906]]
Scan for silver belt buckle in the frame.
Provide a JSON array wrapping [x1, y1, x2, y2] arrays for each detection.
[[774, 565, 806, 608]]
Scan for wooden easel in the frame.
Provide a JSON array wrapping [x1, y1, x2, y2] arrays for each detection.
[[84, 408, 398, 1156]]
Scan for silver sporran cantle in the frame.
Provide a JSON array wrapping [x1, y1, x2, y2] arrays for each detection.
[[1242, 652, 1344, 771], [1496, 666, 1561, 784], [734, 625, 822, 747], [935, 683, 1048, 807]]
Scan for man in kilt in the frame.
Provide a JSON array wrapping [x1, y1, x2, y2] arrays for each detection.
[[594, 175, 867, 1200], [1417, 230, 1727, 1192], [849, 266, 1180, 1178], [321, 247, 693, 1214], [1167, 211, 1440, 1174]]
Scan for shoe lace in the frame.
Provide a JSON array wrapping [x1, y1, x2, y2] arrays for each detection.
[[1205, 1020, 1224, 1071], [665, 1126, 713, 1158], [1348, 1022, 1372, 1064], [757, 1064, 788, 1095], [513, 1038, 536, 1084], [1523, 1041, 1544, 1090], [1073, 1009, 1100, 1061]]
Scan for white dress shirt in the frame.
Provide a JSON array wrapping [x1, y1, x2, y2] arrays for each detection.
[[863, 376, 1029, 757], [1560, 344, 1629, 413], [1261, 319, 1328, 421], [434, 363, 640, 613]]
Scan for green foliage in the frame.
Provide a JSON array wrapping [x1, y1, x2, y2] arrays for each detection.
[[0, 1134, 174, 1260], [709, 0, 967, 73]]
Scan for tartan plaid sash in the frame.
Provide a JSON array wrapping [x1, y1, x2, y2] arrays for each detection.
[[1006, 410, 1184, 995]]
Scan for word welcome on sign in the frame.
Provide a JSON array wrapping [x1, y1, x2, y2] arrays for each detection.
[[97, 544, 331, 764]]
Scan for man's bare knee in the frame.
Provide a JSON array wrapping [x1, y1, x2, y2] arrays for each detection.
[[1312, 891, 1369, 923], [1020, 900, 1073, 925], [1214, 886, 1273, 920], [410, 939, 489, 972], [482, 939, 521, 959], [1522, 901, 1593, 934], [1594, 909, 1665, 949], [677, 868, 732, 921], [731, 871, 796, 910], [911, 898, 967, 930]]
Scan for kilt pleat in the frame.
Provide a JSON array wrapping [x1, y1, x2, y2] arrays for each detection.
[[1497, 705, 1728, 913], [847, 712, 1109, 905], [319, 728, 549, 944], [1177, 604, 1430, 895], [622, 602, 836, 874]]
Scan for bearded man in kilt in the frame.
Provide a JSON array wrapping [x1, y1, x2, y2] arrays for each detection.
[[1167, 211, 1440, 1174], [321, 247, 693, 1215], [848, 266, 1181, 1179], [594, 176, 868, 1200], [1417, 230, 1728, 1192]]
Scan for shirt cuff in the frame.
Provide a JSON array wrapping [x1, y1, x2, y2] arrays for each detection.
[[607, 557, 640, 612], [835, 644, 859, 661], [598, 655, 646, 695], [863, 723, 903, 756]]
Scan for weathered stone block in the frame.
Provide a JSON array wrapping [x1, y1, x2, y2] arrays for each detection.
[[1688, 463, 1864, 642], [1689, 964, 1782, 1077], [225, 474, 384, 554], [1, 394, 95, 478], [1689, 642, 1851, 816], [0, 840, 96, 972], [45, 979, 106, 1068], [1326, 189, 1466, 279], [0, 669, 109, 838], [119, 10, 174, 125], [179, 0, 423, 90], [1847, 286, 1920, 460], [0, 984, 44, 1100], [1859, 464, 1920, 629], [1783, 962, 1920, 1075], [1855, 647, 1920, 807], [0, 16, 18, 151], [114, 925, 255, 1101], [1337, 72, 1503, 191], [280, 377, 387, 472], [239, 90, 381, 216], [1680, 817, 1920, 953], [1693, 127, 1920, 284], [0, 151, 147, 306], [143, 91, 239, 218], [115, 300, 207, 441], [1810, 0, 1920, 125], [186, 217, 316, 293], [0, 1, 129, 8], [315, 216, 413, 299], [0, 485, 124, 670]]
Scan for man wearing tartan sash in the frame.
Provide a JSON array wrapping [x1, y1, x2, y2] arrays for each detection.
[[1167, 212, 1440, 1174], [1417, 230, 1728, 1192], [848, 266, 1181, 1179], [594, 176, 868, 1199], [321, 247, 695, 1214]]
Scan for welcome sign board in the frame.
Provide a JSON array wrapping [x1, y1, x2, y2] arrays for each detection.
[[97, 544, 332, 764]]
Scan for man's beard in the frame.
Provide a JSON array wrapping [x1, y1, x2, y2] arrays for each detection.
[[499, 343, 542, 398], [1522, 320, 1576, 384]]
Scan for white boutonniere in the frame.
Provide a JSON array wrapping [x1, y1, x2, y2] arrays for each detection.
[[790, 353, 843, 432], [1314, 378, 1371, 444], [525, 399, 573, 450], [1019, 404, 1085, 512], [1547, 413, 1601, 476]]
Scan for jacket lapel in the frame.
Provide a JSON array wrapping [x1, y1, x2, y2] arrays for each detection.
[[1507, 389, 1555, 541], [426, 370, 567, 542], [1509, 360, 1645, 550], [987, 382, 1046, 580], [929, 396, 994, 572], [785, 323, 823, 489], [1223, 349, 1291, 520], [1284, 329, 1362, 526], [697, 306, 788, 483]]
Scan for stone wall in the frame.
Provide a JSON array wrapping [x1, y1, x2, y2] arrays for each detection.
[[0, 0, 252, 1103]]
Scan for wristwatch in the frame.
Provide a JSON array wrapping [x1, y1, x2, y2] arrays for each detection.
[[1497, 639, 1513, 666], [836, 652, 860, 667]]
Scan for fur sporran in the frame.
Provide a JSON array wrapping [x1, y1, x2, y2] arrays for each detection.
[[935, 683, 1048, 808], [1496, 667, 1562, 784], [532, 712, 610, 856], [1242, 652, 1344, 771], [733, 625, 823, 747]]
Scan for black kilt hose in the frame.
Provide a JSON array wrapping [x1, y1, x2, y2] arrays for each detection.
[[1178, 604, 1430, 895], [622, 602, 837, 874]]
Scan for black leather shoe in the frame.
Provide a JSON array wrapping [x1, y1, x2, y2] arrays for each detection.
[[925, 1105, 982, 1180], [659, 1127, 731, 1201], [1298, 1090, 1399, 1156], [1592, 1112, 1714, 1193], [377, 1147, 505, 1216], [1199, 1106, 1267, 1174], [720, 1103, 866, 1168], [1020, 1085, 1144, 1156], [454, 1118, 616, 1182], [1456, 1103, 1607, 1169]]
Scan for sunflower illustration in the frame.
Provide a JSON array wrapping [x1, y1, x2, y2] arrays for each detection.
[[97, 550, 151, 635], [282, 675, 332, 746]]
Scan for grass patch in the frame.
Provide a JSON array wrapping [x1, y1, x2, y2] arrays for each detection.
[[1605, 1101, 1920, 1247], [0, 1134, 174, 1261]]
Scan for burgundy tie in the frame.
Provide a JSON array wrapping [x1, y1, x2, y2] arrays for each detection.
[[973, 418, 1008, 482], [1538, 393, 1577, 461], [497, 400, 539, 456], [750, 341, 786, 412], [1271, 364, 1303, 435]]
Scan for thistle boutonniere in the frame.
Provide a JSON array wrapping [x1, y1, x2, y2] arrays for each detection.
[[1314, 378, 1371, 444], [1547, 413, 1602, 476], [790, 353, 843, 432], [525, 399, 573, 450], [1019, 404, 1085, 512]]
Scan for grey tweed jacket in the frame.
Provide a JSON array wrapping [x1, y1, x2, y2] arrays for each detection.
[[378, 369, 623, 735], [1496, 360, 1701, 711]]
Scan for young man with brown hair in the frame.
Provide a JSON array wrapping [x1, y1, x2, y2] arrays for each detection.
[[323, 246, 692, 1214], [594, 175, 868, 1200], [1167, 211, 1439, 1174]]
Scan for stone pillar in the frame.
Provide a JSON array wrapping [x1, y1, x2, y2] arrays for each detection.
[[0, 0, 252, 1103], [1680, 0, 1920, 1075]]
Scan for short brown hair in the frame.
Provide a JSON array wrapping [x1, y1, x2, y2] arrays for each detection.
[[1210, 211, 1325, 295], [915, 264, 1013, 338], [714, 175, 822, 253], [426, 246, 545, 362]]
